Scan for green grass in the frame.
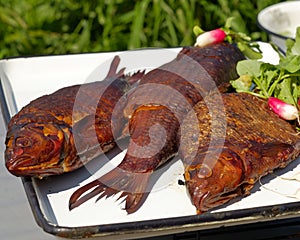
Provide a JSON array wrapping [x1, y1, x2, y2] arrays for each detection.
[[0, 0, 283, 58]]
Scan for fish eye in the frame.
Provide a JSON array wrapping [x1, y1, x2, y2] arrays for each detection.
[[197, 164, 212, 179], [15, 137, 32, 148]]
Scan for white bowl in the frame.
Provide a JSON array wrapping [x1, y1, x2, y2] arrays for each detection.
[[257, 1, 300, 52]]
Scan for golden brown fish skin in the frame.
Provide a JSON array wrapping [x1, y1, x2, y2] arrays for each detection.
[[69, 105, 180, 212], [120, 105, 180, 171], [69, 43, 245, 213], [124, 43, 245, 117], [180, 93, 300, 214], [5, 56, 140, 177]]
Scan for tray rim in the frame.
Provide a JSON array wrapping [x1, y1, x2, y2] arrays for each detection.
[[13, 175, 300, 239], [2, 48, 300, 239], [13, 173, 300, 239]]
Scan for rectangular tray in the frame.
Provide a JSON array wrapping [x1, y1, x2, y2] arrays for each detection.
[[2, 44, 300, 239]]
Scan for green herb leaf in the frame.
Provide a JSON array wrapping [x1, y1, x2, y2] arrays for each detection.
[[237, 42, 263, 59], [279, 55, 300, 73], [236, 59, 261, 77], [275, 78, 295, 105], [193, 26, 204, 36], [231, 26, 300, 110], [230, 75, 253, 92], [286, 39, 296, 57], [291, 27, 300, 55]]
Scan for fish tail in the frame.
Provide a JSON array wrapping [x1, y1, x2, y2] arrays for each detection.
[[69, 167, 151, 214]]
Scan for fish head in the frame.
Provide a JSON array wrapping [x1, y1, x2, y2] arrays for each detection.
[[184, 148, 244, 214], [5, 122, 67, 177]]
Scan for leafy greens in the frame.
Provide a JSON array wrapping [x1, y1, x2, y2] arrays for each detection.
[[231, 27, 300, 107]]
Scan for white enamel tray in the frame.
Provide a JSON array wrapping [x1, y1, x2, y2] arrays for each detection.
[[1, 43, 300, 239]]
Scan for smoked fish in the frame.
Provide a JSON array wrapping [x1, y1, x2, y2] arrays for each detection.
[[5, 56, 142, 177], [180, 93, 300, 214], [69, 43, 245, 213]]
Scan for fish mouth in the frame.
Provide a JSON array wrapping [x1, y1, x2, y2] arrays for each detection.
[[6, 164, 64, 178], [5, 153, 35, 168], [5, 155, 64, 177], [191, 188, 241, 214], [198, 181, 257, 213], [203, 191, 241, 213]]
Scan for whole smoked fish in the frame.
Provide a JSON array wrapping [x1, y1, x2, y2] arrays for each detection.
[[180, 93, 300, 214], [5, 56, 143, 178], [69, 43, 245, 213]]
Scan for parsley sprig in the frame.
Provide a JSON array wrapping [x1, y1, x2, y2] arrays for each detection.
[[231, 27, 300, 107]]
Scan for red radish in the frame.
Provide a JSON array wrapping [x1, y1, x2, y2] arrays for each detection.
[[268, 97, 299, 121], [194, 29, 226, 47]]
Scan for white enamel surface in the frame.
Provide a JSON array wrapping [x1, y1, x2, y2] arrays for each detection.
[[257, 1, 300, 51], [0, 44, 299, 236]]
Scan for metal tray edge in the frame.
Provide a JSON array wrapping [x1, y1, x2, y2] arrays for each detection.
[[2, 52, 300, 239]]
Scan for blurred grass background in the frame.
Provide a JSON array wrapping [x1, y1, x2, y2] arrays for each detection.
[[0, 0, 282, 58]]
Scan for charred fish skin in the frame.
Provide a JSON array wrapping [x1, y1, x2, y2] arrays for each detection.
[[69, 43, 245, 213], [180, 92, 300, 214], [5, 56, 142, 178]]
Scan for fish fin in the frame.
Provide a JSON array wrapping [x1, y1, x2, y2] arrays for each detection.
[[247, 142, 295, 161], [69, 167, 150, 214], [106, 56, 125, 79], [260, 142, 294, 157], [106, 56, 144, 85], [126, 70, 145, 85]]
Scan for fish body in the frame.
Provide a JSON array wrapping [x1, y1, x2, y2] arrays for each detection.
[[69, 43, 245, 213], [180, 93, 300, 214], [5, 56, 140, 177]]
